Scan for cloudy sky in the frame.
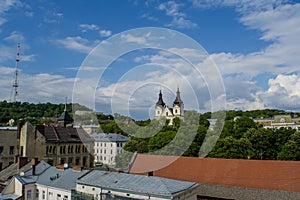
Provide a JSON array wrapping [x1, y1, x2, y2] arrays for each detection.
[[0, 0, 300, 119]]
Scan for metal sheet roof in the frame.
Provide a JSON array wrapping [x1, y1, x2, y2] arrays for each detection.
[[35, 166, 88, 191], [77, 170, 198, 198], [91, 133, 129, 142]]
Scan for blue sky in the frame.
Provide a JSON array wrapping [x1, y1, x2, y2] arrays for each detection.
[[0, 0, 300, 119]]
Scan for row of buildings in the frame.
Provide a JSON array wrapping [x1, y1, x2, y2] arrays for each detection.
[[0, 154, 299, 200], [0, 108, 130, 172], [0, 161, 199, 200], [254, 114, 300, 131]]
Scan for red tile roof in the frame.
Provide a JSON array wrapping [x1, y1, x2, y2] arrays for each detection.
[[129, 154, 300, 192]]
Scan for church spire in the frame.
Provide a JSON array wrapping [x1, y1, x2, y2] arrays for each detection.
[[156, 90, 165, 107], [173, 87, 183, 106]]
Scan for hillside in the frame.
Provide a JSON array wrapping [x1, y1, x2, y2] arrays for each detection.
[[0, 101, 91, 125]]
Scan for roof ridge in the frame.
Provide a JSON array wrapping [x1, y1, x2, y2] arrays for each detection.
[[51, 125, 60, 140]]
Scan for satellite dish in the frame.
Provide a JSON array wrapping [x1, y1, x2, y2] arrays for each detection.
[[63, 163, 68, 169], [20, 172, 25, 176]]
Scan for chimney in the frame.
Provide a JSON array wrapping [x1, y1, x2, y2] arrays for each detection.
[[14, 155, 20, 164], [56, 165, 65, 170], [72, 166, 82, 171], [18, 157, 28, 169], [31, 158, 38, 175], [147, 171, 153, 177]]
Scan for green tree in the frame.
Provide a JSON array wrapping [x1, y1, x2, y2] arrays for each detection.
[[233, 116, 257, 138], [278, 132, 300, 160], [208, 136, 254, 159]]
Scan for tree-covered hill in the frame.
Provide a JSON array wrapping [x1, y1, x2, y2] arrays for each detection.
[[0, 101, 91, 125]]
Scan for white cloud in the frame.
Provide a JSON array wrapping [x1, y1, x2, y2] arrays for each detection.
[[0, 67, 75, 103], [120, 33, 151, 45], [4, 31, 24, 42], [258, 74, 300, 111], [54, 36, 95, 53], [157, 1, 197, 29], [0, 0, 22, 26], [158, 1, 185, 17], [79, 24, 99, 32], [99, 30, 112, 37]]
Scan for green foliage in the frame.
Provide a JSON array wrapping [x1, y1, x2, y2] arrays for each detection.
[[115, 151, 135, 169], [124, 138, 148, 153], [0, 101, 89, 125], [278, 132, 300, 160], [233, 116, 257, 138], [148, 130, 176, 152], [99, 120, 124, 134], [208, 136, 254, 159]]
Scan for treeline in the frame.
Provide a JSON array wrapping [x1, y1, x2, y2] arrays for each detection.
[[113, 110, 300, 167], [0, 101, 90, 125]]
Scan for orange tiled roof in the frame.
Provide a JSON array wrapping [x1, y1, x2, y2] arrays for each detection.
[[129, 154, 300, 192]]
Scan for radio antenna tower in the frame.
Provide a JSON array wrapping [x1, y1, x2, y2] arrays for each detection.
[[12, 43, 20, 102]]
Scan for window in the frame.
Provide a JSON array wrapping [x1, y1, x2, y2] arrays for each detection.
[[20, 146, 24, 156], [57, 194, 61, 200], [111, 143, 113, 147], [68, 157, 73, 165], [36, 189, 39, 198], [157, 111, 160, 114], [175, 109, 178, 114], [42, 191, 45, 199], [0, 162, 2, 171], [26, 190, 32, 199], [75, 157, 80, 165], [111, 150, 113, 154], [117, 143, 120, 148], [166, 112, 168, 116], [83, 157, 87, 167], [49, 192, 53, 196], [0, 146, 3, 156], [63, 195, 68, 200], [104, 150, 106, 154]]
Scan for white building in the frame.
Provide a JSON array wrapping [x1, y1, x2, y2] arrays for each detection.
[[254, 114, 300, 131], [155, 88, 184, 124], [0, 165, 88, 200], [75, 170, 199, 200], [92, 133, 130, 166]]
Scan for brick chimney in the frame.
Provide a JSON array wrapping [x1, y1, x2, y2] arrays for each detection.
[[31, 158, 38, 175], [18, 157, 28, 169]]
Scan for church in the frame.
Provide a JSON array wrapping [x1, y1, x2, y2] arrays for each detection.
[[155, 88, 184, 124]]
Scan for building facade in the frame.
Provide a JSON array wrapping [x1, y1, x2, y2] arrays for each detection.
[[92, 133, 129, 166], [19, 122, 94, 168], [254, 114, 300, 131], [155, 88, 184, 124], [0, 127, 19, 171]]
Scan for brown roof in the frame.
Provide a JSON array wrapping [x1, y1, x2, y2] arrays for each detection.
[[36, 125, 93, 143], [129, 154, 300, 192]]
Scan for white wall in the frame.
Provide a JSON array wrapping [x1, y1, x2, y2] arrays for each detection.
[[36, 184, 71, 200], [94, 141, 126, 166]]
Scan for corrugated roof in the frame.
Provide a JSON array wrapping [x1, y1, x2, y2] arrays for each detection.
[[129, 154, 300, 192], [36, 166, 88, 191], [0, 160, 50, 183], [77, 170, 198, 198], [91, 133, 129, 142], [0, 163, 31, 182]]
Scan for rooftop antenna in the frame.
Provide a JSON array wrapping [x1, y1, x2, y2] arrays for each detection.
[[12, 43, 20, 102]]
